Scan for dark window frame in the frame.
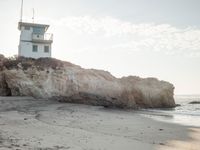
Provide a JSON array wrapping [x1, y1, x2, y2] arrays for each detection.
[[24, 26, 30, 30], [32, 45, 38, 52], [44, 46, 49, 53], [33, 27, 45, 34]]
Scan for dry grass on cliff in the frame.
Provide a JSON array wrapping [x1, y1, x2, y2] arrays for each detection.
[[0, 54, 76, 71]]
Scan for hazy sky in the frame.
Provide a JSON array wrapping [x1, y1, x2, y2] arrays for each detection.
[[0, 0, 200, 95]]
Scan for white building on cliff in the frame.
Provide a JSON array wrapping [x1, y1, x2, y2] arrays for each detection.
[[18, 22, 53, 59]]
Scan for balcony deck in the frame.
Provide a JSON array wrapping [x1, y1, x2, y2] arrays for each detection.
[[32, 33, 53, 44]]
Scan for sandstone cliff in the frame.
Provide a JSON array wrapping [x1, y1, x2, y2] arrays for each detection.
[[0, 55, 175, 108]]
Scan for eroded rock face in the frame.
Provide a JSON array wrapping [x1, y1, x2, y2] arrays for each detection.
[[0, 56, 175, 108]]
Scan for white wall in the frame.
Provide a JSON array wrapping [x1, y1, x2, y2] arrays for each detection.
[[19, 41, 51, 59], [32, 34, 44, 41], [20, 26, 33, 41]]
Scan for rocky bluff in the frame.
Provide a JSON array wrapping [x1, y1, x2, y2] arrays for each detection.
[[0, 54, 175, 109]]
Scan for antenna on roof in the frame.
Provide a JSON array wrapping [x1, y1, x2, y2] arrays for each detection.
[[20, 0, 24, 22], [32, 8, 35, 23]]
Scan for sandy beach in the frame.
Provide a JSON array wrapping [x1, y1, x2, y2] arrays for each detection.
[[0, 97, 199, 150]]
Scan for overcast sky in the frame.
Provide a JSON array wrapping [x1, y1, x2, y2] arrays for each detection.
[[0, 0, 200, 95]]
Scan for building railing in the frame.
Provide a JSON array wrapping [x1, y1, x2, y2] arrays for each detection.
[[32, 33, 53, 42], [44, 33, 53, 41]]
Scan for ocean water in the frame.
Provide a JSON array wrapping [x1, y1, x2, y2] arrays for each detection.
[[139, 95, 200, 127]]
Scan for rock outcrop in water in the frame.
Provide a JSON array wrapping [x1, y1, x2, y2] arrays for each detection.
[[0, 54, 175, 108], [189, 101, 200, 104]]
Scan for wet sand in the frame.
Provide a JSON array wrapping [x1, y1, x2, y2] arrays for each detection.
[[0, 97, 199, 150]]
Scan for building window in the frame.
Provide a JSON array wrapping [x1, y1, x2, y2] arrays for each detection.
[[32, 45, 38, 52], [33, 27, 45, 34], [44, 46, 49, 53], [24, 26, 30, 30]]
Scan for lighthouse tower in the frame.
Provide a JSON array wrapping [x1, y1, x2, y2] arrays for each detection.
[[18, 0, 53, 59], [18, 22, 53, 58]]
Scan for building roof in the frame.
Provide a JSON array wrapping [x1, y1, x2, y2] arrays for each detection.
[[18, 22, 50, 31]]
